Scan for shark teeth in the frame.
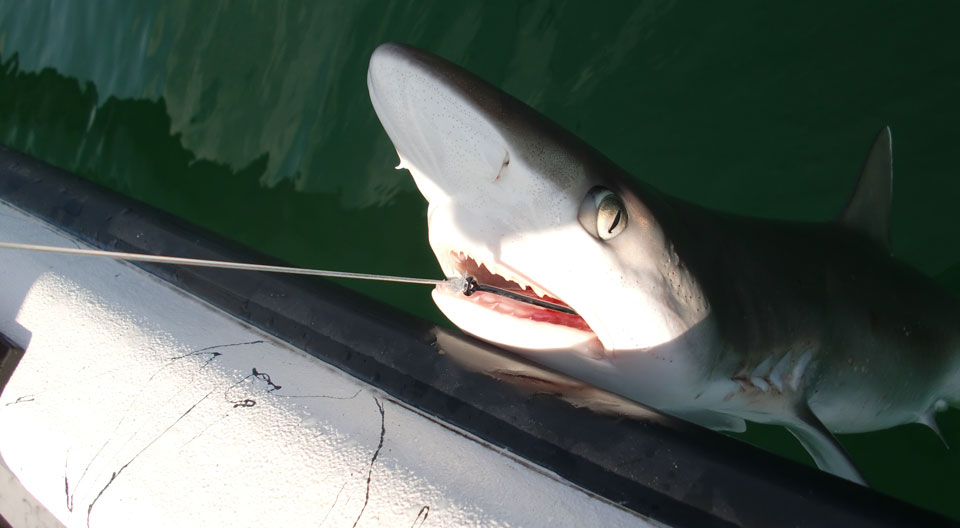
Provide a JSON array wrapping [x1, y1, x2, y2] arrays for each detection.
[[432, 249, 593, 334], [447, 250, 553, 300]]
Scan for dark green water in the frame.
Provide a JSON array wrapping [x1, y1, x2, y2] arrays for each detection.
[[2, 0, 959, 519]]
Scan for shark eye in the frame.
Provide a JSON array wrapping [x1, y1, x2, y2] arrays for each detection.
[[578, 186, 627, 240]]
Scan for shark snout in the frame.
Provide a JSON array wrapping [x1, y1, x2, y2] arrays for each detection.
[[367, 43, 513, 204]]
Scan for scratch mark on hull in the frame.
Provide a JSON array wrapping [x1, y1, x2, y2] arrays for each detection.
[[319, 481, 348, 527], [4, 395, 34, 406], [410, 505, 430, 527], [70, 341, 260, 511], [65, 456, 72, 512], [276, 388, 362, 401], [86, 387, 218, 528], [352, 397, 385, 528], [168, 340, 264, 362]]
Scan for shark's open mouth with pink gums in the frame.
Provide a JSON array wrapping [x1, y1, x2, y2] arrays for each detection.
[[442, 249, 593, 329]]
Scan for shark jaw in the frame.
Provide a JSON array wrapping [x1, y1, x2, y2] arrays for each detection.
[[432, 249, 604, 358]]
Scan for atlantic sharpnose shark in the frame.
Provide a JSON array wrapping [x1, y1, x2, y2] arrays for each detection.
[[366, 42, 960, 485]]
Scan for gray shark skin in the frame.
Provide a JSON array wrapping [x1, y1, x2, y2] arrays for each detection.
[[367, 42, 960, 485]]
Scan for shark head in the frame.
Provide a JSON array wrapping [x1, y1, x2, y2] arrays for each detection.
[[367, 43, 713, 396]]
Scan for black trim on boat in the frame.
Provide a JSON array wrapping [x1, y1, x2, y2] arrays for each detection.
[[0, 145, 954, 528]]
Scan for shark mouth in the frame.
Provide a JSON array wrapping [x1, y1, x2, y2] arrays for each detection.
[[432, 251, 602, 355], [450, 252, 591, 331]]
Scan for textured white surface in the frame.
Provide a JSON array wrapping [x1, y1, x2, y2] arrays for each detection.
[[0, 455, 64, 528], [0, 202, 655, 528]]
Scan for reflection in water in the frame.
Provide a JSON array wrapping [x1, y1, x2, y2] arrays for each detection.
[[0, 52, 444, 324], [0, 0, 474, 207], [2, 0, 960, 520]]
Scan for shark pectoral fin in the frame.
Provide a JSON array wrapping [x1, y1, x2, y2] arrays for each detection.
[[784, 403, 867, 486], [667, 409, 747, 433], [837, 126, 893, 251]]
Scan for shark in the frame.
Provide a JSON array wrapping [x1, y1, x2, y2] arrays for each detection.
[[366, 42, 960, 485]]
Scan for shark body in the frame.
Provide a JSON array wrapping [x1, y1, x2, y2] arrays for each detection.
[[367, 43, 960, 484]]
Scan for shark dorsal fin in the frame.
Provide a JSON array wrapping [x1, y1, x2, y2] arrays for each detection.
[[837, 126, 893, 251]]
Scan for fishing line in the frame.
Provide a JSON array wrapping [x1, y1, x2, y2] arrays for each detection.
[[0, 241, 578, 315]]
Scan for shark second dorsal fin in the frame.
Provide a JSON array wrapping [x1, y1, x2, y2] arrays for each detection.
[[837, 126, 893, 251]]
